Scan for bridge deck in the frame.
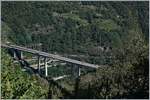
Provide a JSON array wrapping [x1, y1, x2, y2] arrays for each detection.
[[1, 44, 103, 69]]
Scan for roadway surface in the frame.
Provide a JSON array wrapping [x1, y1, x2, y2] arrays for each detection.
[[1, 44, 104, 69]]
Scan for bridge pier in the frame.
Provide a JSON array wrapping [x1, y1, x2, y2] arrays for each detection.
[[72, 64, 81, 78], [44, 57, 48, 77], [20, 51, 23, 59], [9, 48, 17, 60], [74, 65, 81, 98], [37, 55, 41, 73], [13, 50, 17, 59], [77, 66, 81, 77]]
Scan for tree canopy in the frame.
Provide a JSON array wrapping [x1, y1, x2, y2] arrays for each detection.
[[1, 1, 149, 99]]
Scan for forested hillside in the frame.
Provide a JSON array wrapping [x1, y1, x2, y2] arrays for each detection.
[[1, 50, 50, 99], [1, 1, 149, 99]]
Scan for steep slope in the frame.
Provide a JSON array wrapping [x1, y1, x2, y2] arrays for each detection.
[[1, 50, 49, 99], [1, 1, 149, 99]]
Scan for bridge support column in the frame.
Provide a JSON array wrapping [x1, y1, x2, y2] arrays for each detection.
[[74, 65, 81, 98], [20, 51, 23, 59], [73, 65, 81, 78], [13, 49, 17, 59], [37, 55, 41, 73], [77, 66, 81, 77], [44, 57, 48, 77]]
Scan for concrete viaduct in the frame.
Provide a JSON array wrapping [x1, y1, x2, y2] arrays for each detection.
[[1, 44, 104, 78]]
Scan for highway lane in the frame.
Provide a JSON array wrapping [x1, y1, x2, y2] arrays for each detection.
[[1, 44, 104, 69]]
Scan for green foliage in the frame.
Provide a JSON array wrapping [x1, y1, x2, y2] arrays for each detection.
[[1, 1, 149, 99], [93, 19, 121, 32], [1, 1, 124, 55], [78, 37, 148, 98], [1, 21, 13, 43], [1, 50, 49, 99], [77, 6, 149, 98]]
